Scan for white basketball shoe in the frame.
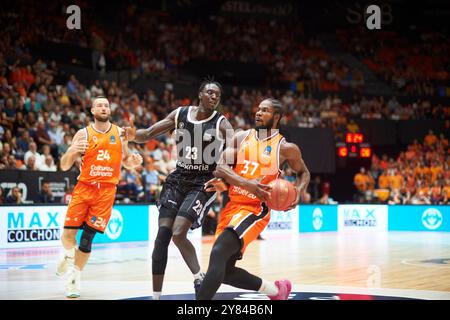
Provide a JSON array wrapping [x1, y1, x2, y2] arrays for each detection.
[[56, 255, 74, 277], [65, 267, 81, 298]]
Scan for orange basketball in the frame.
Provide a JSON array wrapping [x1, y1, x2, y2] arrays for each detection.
[[266, 179, 297, 211]]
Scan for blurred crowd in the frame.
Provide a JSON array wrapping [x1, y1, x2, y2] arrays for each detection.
[[1, 56, 449, 204], [3, 1, 450, 96], [354, 131, 450, 204], [1, 1, 449, 207], [338, 29, 450, 96], [1, 1, 364, 89]]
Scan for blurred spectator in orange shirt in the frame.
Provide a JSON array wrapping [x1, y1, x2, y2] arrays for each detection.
[[430, 161, 444, 183], [145, 139, 160, 152], [405, 145, 416, 161], [414, 161, 431, 180], [379, 154, 389, 171], [388, 169, 404, 191], [378, 171, 390, 189], [438, 133, 448, 149], [418, 180, 430, 197], [443, 179, 450, 199], [354, 167, 371, 192], [424, 130, 438, 147], [346, 119, 360, 133]]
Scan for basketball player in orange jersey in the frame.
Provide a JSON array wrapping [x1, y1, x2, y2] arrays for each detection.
[[197, 98, 310, 300], [56, 96, 143, 298], [123, 80, 233, 300]]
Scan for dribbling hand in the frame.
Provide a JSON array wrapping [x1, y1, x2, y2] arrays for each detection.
[[245, 179, 272, 202], [285, 188, 302, 211]]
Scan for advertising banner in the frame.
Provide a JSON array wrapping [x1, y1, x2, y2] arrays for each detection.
[[298, 205, 338, 232], [338, 205, 388, 231], [0, 206, 66, 248], [261, 207, 299, 237], [91, 205, 149, 244], [0, 205, 150, 248], [388, 205, 450, 232]]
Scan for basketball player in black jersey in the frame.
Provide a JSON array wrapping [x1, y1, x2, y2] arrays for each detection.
[[124, 81, 232, 300]]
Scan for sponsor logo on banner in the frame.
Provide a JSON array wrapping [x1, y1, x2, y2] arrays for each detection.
[[338, 205, 388, 231], [0, 206, 66, 248], [105, 209, 124, 240], [8, 211, 60, 242], [312, 208, 323, 231], [261, 207, 298, 237], [421, 208, 443, 230], [266, 210, 294, 231]]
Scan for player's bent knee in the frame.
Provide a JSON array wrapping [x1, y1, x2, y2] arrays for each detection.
[[171, 228, 188, 244], [152, 226, 172, 259], [152, 226, 172, 274], [78, 226, 97, 253]]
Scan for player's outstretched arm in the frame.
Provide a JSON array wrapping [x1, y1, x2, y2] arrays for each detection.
[[208, 130, 271, 201], [123, 108, 178, 143], [218, 117, 234, 150], [119, 127, 143, 169], [281, 141, 310, 210], [60, 129, 88, 171]]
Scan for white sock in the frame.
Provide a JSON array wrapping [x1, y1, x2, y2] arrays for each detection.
[[153, 292, 161, 300], [258, 280, 278, 296], [193, 271, 205, 281], [65, 247, 75, 259]]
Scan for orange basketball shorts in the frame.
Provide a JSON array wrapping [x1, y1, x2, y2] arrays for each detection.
[[215, 201, 270, 256], [64, 181, 117, 233]]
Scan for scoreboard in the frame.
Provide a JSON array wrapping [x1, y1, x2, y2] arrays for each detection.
[[336, 133, 371, 158]]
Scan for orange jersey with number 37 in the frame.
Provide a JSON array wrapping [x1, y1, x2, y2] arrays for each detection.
[[78, 124, 123, 185], [229, 129, 285, 205]]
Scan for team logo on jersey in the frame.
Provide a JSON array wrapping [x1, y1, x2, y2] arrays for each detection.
[[110, 135, 116, 144], [263, 146, 272, 156], [178, 122, 185, 129], [90, 216, 97, 223], [92, 136, 98, 144], [203, 132, 212, 141]]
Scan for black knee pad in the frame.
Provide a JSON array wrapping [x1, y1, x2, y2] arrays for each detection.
[[78, 226, 97, 253], [152, 226, 172, 274]]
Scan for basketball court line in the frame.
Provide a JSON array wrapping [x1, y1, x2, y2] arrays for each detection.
[[401, 259, 450, 268], [1, 280, 449, 300]]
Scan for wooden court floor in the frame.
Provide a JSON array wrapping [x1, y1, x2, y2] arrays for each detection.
[[1, 231, 449, 300]]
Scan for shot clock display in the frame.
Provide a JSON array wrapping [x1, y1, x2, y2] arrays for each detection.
[[337, 133, 371, 158]]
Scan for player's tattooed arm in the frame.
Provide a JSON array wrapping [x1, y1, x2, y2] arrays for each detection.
[[60, 129, 88, 171], [280, 141, 310, 209], [123, 108, 178, 143]]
